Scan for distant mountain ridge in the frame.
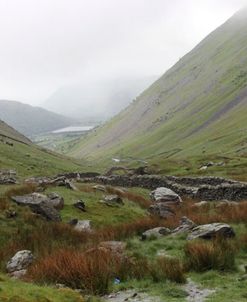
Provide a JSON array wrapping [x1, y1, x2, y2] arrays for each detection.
[[0, 100, 76, 137], [43, 76, 158, 121], [68, 9, 247, 163]]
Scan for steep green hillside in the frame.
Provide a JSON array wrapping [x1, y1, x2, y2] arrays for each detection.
[[0, 120, 84, 177], [0, 100, 76, 137], [69, 9, 247, 171]]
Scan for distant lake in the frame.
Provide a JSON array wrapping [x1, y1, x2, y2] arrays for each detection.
[[52, 126, 94, 134]]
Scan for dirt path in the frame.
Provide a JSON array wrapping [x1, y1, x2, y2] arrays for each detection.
[[103, 290, 162, 302], [184, 279, 215, 302]]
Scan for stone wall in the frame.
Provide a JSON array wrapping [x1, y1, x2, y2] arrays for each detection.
[[80, 174, 247, 201]]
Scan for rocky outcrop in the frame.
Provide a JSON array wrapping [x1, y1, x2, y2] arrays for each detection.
[[0, 170, 17, 184], [142, 227, 171, 240], [187, 223, 235, 240], [80, 175, 247, 201], [12, 193, 62, 221], [6, 250, 33, 276]]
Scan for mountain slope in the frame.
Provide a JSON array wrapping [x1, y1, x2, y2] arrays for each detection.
[[0, 120, 84, 177], [0, 100, 76, 137], [69, 9, 247, 165]]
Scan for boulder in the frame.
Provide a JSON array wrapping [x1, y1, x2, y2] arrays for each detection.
[[142, 227, 171, 240], [148, 202, 175, 218], [150, 187, 182, 205], [6, 250, 33, 273], [172, 216, 197, 234], [73, 200, 86, 212], [69, 219, 92, 232], [12, 193, 62, 221], [100, 194, 124, 206], [104, 195, 123, 204], [187, 223, 235, 240], [30, 201, 61, 222]]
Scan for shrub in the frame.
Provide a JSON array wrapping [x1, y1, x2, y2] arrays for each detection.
[[184, 238, 237, 272], [28, 249, 186, 295], [150, 257, 186, 284], [28, 248, 112, 294]]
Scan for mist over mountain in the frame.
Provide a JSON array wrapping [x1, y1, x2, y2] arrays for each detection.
[[69, 8, 247, 162], [43, 76, 158, 121], [0, 100, 76, 137]]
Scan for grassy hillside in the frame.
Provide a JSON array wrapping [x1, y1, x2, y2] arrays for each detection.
[[0, 100, 76, 137], [69, 9, 247, 175], [0, 119, 85, 177]]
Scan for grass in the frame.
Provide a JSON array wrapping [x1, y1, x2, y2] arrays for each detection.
[[1, 178, 247, 300], [0, 274, 85, 302], [0, 138, 88, 179]]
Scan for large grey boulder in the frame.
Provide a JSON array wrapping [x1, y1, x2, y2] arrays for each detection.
[[6, 250, 33, 273], [187, 223, 235, 240], [142, 227, 171, 240], [30, 201, 61, 221], [150, 187, 182, 205], [12, 193, 62, 221], [148, 202, 175, 218]]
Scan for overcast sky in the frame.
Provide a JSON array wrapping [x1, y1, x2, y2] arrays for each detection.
[[0, 0, 246, 105]]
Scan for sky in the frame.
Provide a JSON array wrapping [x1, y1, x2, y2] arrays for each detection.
[[0, 0, 246, 106]]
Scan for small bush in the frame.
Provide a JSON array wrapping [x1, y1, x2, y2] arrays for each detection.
[[184, 238, 237, 272], [28, 248, 114, 295]]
